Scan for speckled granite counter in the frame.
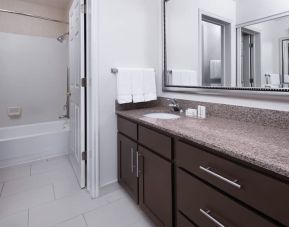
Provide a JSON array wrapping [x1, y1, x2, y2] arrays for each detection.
[[116, 107, 289, 179]]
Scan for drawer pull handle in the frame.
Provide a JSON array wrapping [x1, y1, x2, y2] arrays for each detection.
[[200, 166, 242, 189], [136, 151, 140, 178], [200, 209, 225, 227], [131, 148, 134, 173]]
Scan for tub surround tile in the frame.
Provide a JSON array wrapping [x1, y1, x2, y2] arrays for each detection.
[[116, 107, 289, 179]]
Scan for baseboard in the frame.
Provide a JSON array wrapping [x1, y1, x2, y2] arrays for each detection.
[[99, 179, 120, 196]]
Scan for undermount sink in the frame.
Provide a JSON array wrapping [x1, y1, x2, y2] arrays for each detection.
[[143, 113, 180, 120]]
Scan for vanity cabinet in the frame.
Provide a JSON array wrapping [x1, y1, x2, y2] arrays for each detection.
[[139, 146, 173, 227], [176, 141, 289, 226], [117, 115, 288, 227], [117, 116, 173, 227], [117, 133, 138, 202]]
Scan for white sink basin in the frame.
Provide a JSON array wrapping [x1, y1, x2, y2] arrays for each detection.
[[143, 113, 180, 120]]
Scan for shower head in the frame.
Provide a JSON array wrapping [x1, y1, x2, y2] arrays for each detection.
[[57, 32, 69, 43]]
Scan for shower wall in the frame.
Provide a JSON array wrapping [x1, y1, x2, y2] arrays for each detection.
[[0, 0, 69, 38], [0, 32, 68, 127]]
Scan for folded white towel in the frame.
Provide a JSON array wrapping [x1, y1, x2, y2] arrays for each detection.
[[143, 69, 157, 101], [284, 74, 289, 83], [268, 73, 280, 85], [131, 69, 145, 103], [171, 69, 198, 86], [210, 60, 222, 79], [117, 68, 132, 104]]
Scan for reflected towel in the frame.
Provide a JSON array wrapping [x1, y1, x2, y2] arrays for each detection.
[[210, 60, 221, 79], [171, 69, 198, 86]]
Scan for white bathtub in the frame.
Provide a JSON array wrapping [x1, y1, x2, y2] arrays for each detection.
[[0, 120, 70, 168]]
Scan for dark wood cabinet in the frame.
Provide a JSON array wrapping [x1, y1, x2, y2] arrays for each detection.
[[177, 169, 276, 227], [117, 133, 138, 202], [117, 116, 288, 227], [139, 146, 173, 227], [176, 140, 289, 226]]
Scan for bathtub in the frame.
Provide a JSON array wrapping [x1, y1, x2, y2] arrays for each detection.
[[0, 120, 70, 168]]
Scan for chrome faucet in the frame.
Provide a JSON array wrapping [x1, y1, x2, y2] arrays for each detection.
[[168, 99, 182, 112]]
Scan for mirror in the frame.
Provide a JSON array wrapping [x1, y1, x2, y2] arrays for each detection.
[[163, 0, 289, 92]]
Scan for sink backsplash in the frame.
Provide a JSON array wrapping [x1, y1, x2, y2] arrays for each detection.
[[116, 97, 289, 129]]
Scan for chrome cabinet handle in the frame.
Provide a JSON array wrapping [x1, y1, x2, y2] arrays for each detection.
[[136, 151, 140, 178], [199, 166, 242, 189], [200, 209, 225, 227], [130, 148, 134, 173]]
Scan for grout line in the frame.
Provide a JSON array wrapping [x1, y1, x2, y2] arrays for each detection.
[[0, 183, 4, 197], [82, 214, 88, 227], [52, 184, 56, 200], [27, 209, 30, 227]]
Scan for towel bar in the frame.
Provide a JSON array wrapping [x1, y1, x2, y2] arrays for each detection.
[[111, 68, 156, 74]]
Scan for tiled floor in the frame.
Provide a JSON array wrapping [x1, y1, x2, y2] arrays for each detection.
[[0, 156, 154, 227]]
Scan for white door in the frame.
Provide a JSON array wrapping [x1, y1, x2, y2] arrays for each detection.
[[69, 0, 86, 188]]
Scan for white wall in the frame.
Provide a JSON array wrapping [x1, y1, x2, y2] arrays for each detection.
[[0, 32, 68, 127], [97, 0, 160, 187], [236, 0, 289, 24]]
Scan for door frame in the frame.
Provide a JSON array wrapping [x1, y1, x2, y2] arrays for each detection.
[[85, 0, 100, 198]]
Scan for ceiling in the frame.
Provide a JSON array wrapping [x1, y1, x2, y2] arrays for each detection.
[[18, 0, 72, 10]]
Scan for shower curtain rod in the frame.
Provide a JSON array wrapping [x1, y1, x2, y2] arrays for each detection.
[[0, 8, 68, 24]]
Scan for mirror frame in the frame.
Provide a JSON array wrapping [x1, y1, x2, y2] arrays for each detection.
[[162, 0, 289, 97]]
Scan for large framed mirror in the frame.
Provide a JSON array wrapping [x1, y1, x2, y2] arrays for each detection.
[[163, 0, 289, 94]]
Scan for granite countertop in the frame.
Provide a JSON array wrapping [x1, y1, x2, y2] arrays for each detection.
[[116, 107, 289, 178]]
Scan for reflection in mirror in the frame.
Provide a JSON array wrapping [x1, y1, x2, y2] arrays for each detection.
[[163, 0, 289, 92], [202, 17, 223, 87], [237, 15, 289, 89]]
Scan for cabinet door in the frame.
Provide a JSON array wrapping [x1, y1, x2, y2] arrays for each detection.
[[118, 133, 138, 202], [139, 146, 172, 227]]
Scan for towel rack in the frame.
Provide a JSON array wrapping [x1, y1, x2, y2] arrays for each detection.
[[111, 68, 118, 74], [111, 68, 156, 74]]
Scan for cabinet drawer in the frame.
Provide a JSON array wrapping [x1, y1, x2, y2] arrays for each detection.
[[177, 169, 275, 227], [177, 212, 196, 227], [139, 126, 172, 160], [176, 141, 289, 226], [117, 117, 137, 140]]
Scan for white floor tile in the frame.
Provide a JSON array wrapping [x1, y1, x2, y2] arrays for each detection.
[[102, 188, 129, 204], [53, 215, 87, 227], [53, 178, 81, 199], [1, 167, 76, 198], [127, 219, 155, 227], [31, 156, 71, 175], [84, 197, 142, 227], [0, 185, 54, 218], [29, 191, 108, 227], [0, 210, 28, 227], [0, 165, 30, 183]]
